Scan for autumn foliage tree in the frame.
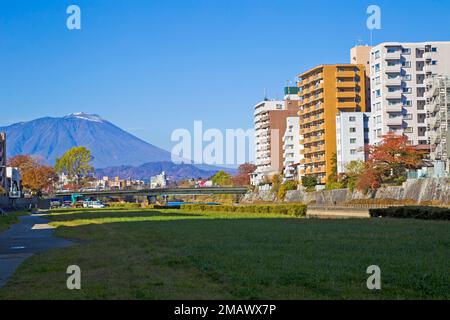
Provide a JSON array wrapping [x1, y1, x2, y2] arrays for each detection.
[[8, 155, 57, 194], [232, 163, 256, 186], [357, 133, 422, 192]]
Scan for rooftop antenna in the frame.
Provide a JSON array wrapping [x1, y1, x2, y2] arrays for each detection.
[[264, 88, 267, 101]]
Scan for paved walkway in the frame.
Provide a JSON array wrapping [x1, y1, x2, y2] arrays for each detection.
[[0, 213, 73, 288], [307, 209, 370, 219]]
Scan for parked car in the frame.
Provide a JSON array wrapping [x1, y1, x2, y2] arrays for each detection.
[[83, 201, 106, 209]]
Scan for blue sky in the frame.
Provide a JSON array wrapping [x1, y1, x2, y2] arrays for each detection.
[[1, 0, 449, 151]]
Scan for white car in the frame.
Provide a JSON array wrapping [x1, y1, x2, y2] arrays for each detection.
[[83, 201, 106, 209]]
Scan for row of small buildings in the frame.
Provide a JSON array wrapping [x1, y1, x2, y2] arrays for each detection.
[[251, 41, 450, 187]]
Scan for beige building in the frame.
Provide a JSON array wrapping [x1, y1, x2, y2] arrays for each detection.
[[351, 45, 372, 109], [0, 133, 6, 191], [251, 88, 299, 186]]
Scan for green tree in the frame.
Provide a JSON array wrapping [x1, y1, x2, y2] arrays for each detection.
[[211, 170, 232, 186], [55, 146, 94, 186], [301, 176, 317, 191], [278, 180, 298, 200]]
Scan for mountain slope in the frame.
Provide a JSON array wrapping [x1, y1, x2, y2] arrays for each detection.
[[0, 113, 172, 168]]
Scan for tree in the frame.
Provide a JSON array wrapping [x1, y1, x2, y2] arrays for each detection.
[[211, 170, 233, 186], [301, 176, 317, 191], [356, 133, 422, 192], [342, 160, 365, 191], [278, 180, 298, 200], [55, 147, 94, 186], [232, 163, 256, 186], [8, 155, 57, 194]]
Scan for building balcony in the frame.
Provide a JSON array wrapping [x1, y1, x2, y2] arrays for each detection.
[[386, 104, 403, 113], [429, 117, 440, 129], [336, 81, 357, 89], [386, 117, 403, 126], [384, 52, 401, 60], [386, 91, 402, 100], [423, 64, 434, 73], [336, 71, 356, 78], [385, 65, 401, 73], [385, 78, 402, 86], [310, 83, 324, 92], [337, 102, 357, 109], [336, 92, 357, 99], [423, 51, 433, 60]]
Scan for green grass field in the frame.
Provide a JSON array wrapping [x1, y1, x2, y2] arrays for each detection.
[[0, 208, 448, 299]]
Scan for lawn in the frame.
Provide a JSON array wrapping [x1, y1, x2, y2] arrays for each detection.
[[0, 208, 448, 299], [0, 211, 28, 232]]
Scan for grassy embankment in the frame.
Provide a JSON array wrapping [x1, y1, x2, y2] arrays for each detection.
[[0, 207, 448, 299]]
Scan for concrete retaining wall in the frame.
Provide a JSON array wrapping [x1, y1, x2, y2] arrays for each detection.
[[248, 178, 450, 205], [0, 196, 48, 210]]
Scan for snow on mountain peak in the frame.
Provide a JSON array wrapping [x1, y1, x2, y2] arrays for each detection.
[[65, 112, 104, 123]]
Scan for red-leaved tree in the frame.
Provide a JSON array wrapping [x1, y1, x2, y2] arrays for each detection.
[[232, 163, 257, 186], [357, 133, 422, 192]]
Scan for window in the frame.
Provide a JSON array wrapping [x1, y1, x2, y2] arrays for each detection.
[[375, 76, 381, 84], [387, 48, 397, 53], [405, 100, 412, 107], [402, 61, 411, 68], [432, 60, 437, 65], [403, 74, 412, 81], [350, 149, 357, 155], [404, 114, 413, 120], [350, 138, 357, 144], [432, 47, 437, 52], [376, 115, 382, 124], [376, 129, 382, 138], [402, 48, 411, 54], [350, 127, 356, 133], [403, 87, 412, 93], [374, 51, 381, 59], [404, 127, 413, 133], [375, 89, 381, 97], [374, 64, 380, 72], [375, 102, 382, 111], [349, 116, 356, 122]]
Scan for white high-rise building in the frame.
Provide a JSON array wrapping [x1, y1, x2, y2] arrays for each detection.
[[336, 112, 370, 174], [428, 76, 450, 174], [369, 42, 450, 146], [282, 117, 302, 180]]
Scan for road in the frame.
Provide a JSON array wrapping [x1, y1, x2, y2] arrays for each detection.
[[0, 213, 73, 288]]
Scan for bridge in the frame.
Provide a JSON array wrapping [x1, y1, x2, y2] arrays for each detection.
[[53, 187, 249, 198]]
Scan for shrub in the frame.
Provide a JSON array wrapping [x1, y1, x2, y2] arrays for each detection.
[[108, 202, 142, 209], [302, 176, 317, 189], [369, 206, 450, 221], [278, 181, 298, 200], [181, 203, 307, 218]]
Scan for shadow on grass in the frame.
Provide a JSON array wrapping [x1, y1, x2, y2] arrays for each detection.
[[45, 209, 205, 224]]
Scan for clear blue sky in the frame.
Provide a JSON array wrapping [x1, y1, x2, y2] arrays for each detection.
[[1, 0, 449, 151]]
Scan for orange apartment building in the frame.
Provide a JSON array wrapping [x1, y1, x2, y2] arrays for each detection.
[[297, 64, 367, 184]]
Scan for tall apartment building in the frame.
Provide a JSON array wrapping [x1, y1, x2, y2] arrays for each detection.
[[297, 64, 367, 184], [0, 133, 6, 190], [251, 88, 299, 186], [369, 42, 450, 146], [282, 117, 302, 180], [428, 76, 450, 173], [336, 112, 370, 174], [351, 45, 372, 109]]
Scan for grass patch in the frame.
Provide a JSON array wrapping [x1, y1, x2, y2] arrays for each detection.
[[0, 208, 448, 299], [0, 211, 28, 232]]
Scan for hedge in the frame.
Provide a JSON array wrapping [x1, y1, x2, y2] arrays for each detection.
[[181, 203, 307, 217], [369, 206, 450, 221]]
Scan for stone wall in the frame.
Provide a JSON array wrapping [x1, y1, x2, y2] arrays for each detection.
[[253, 178, 450, 205]]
